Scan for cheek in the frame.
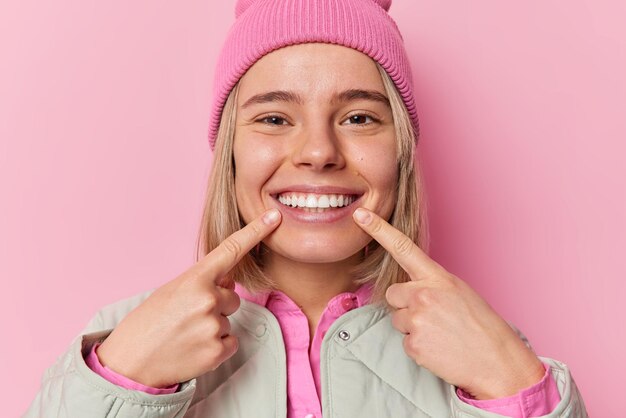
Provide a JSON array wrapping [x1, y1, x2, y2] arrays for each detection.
[[233, 136, 283, 220], [375, 165, 400, 216], [358, 145, 399, 188], [372, 157, 399, 188]]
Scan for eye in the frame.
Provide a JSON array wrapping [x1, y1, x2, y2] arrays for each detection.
[[342, 113, 378, 126], [256, 114, 289, 126]]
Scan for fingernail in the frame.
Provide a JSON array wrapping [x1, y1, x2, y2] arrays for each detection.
[[263, 209, 281, 225], [353, 208, 372, 225]]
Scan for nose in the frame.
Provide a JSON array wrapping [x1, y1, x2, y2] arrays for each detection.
[[291, 123, 346, 171]]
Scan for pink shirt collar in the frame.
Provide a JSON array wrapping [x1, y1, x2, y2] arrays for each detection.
[[234, 281, 374, 311]]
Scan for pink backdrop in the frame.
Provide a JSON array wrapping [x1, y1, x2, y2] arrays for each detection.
[[1, 0, 623, 415]]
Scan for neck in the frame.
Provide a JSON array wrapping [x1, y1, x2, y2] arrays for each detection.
[[264, 251, 361, 333]]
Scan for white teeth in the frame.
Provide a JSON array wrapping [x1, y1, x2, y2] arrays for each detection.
[[305, 195, 317, 208], [276, 193, 357, 209]]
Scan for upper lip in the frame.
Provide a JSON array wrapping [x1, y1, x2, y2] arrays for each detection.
[[269, 184, 365, 196]]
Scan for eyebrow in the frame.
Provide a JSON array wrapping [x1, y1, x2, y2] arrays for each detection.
[[240, 89, 390, 109]]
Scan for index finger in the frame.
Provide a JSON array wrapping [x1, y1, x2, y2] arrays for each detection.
[[352, 207, 444, 280], [200, 208, 282, 282]]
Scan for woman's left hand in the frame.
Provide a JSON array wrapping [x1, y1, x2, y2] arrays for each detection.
[[353, 208, 546, 400]]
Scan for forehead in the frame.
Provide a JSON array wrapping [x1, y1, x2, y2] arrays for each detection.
[[237, 43, 385, 100]]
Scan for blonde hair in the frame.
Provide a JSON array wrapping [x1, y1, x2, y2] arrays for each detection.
[[195, 62, 430, 305]]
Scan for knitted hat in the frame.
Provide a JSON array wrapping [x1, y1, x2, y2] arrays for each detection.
[[208, 0, 418, 149]]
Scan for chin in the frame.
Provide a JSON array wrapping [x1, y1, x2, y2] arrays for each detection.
[[264, 229, 367, 264]]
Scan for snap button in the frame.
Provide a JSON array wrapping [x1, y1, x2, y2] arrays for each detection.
[[341, 297, 357, 311], [255, 324, 266, 337], [338, 330, 350, 341]]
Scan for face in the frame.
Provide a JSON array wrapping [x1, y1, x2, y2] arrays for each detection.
[[233, 43, 398, 264]]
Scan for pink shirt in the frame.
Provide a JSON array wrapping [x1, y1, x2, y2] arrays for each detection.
[[86, 284, 561, 417]]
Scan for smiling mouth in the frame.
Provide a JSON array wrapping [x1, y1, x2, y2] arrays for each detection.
[[273, 192, 361, 213]]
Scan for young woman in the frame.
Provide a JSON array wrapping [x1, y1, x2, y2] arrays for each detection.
[[26, 0, 588, 417]]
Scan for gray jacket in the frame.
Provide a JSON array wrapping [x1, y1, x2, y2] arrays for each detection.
[[25, 289, 588, 417]]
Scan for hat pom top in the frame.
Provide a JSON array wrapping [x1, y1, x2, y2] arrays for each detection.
[[235, 0, 392, 18]]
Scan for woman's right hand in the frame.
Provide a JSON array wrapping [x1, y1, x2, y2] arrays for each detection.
[[95, 208, 282, 388]]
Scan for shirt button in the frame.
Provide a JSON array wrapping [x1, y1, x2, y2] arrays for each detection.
[[341, 296, 357, 311], [304, 414, 316, 418]]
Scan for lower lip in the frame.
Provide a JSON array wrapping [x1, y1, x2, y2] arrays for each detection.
[[271, 196, 362, 224]]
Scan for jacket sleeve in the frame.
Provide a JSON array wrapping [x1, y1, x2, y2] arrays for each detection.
[[449, 323, 589, 418], [23, 295, 198, 418]]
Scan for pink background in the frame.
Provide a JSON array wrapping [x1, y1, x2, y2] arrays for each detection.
[[1, 0, 623, 415]]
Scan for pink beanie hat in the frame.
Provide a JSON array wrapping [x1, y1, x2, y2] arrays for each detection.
[[208, 0, 419, 149]]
